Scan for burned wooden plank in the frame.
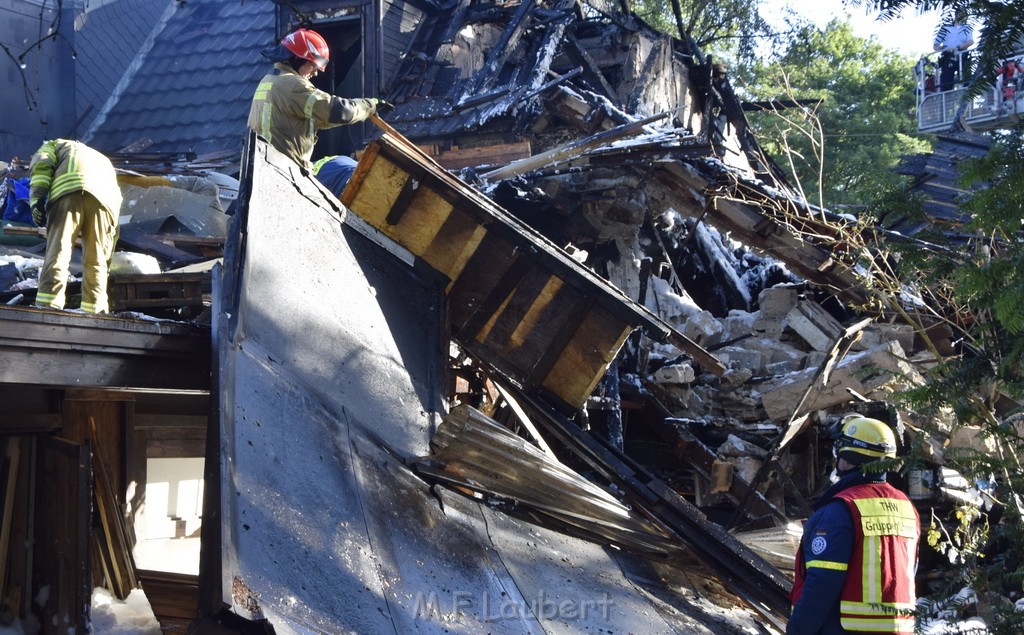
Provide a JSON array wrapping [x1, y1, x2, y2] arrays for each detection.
[[456, 248, 539, 344], [429, 140, 532, 171], [481, 111, 671, 181], [541, 308, 633, 406], [384, 167, 428, 226], [565, 36, 619, 105], [0, 414, 60, 435], [89, 418, 138, 599], [672, 426, 786, 524], [137, 569, 198, 629], [525, 294, 594, 387], [36, 437, 91, 635]]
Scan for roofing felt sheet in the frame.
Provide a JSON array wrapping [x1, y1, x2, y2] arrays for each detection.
[[214, 136, 761, 633]]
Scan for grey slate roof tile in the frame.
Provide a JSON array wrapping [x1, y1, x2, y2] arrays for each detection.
[[88, 0, 275, 156]]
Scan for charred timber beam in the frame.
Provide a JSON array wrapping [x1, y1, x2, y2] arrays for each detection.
[[564, 36, 620, 106], [518, 66, 583, 103], [481, 111, 671, 181], [653, 164, 872, 307], [471, 0, 537, 94]]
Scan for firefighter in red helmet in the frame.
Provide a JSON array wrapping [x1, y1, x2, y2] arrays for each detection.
[[789, 415, 920, 634], [248, 28, 393, 171]]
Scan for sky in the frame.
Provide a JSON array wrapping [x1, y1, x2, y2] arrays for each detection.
[[770, 1, 948, 56]]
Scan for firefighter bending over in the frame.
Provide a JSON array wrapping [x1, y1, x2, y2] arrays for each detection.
[[29, 139, 122, 314], [788, 415, 920, 635]]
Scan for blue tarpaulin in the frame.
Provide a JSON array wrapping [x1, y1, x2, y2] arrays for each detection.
[[3, 178, 32, 224]]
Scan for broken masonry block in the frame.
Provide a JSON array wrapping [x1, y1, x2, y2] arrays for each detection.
[[785, 300, 844, 352], [802, 351, 828, 370], [854, 322, 916, 354], [765, 360, 800, 376], [752, 286, 800, 339], [652, 362, 696, 385], [759, 341, 919, 421], [716, 346, 765, 373], [742, 337, 807, 365], [681, 309, 725, 345], [717, 434, 767, 459]]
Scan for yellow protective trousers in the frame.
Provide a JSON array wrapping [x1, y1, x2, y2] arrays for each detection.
[[36, 191, 118, 313]]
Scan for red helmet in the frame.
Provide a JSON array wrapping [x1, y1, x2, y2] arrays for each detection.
[[281, 28, 329, 71]]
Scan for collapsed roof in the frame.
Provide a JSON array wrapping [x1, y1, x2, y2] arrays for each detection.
[[2, 0, 993, 630], [207, 135, 785, 632]]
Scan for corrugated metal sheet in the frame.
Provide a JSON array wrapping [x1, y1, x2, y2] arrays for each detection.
[[421, 404, 678, 555]]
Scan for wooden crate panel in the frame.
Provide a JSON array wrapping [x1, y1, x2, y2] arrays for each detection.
[[543, 307, 633, 407], [447, 234, 519, 334], [342, 133, 674, 408], [345, 154, 408, 226], [108, 273, 206, 313], [476, 269, 574, 374], [392, 186, 453, 255], [422, 207, 488, 286]]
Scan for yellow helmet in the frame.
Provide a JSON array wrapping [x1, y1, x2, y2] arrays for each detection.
[[834, 415, 897, 462]]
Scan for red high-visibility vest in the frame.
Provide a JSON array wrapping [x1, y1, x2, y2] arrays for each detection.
[[837, 483, 919, 633], [791, 482, 919, 633]]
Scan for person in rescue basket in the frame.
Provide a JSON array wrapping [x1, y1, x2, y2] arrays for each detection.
[[248, 27, 393, 172], [788, 415, 920, 635], [29, 139, 122, 314]]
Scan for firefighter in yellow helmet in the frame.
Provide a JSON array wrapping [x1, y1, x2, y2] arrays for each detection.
[[789, 415, 920, 634], [29, 139, 122, 314], [248, 28, 393, 171]]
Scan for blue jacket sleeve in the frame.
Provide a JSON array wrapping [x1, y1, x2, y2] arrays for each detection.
[[787, 501, 855, 635]]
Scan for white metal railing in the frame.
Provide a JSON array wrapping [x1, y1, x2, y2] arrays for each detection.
[[915, 50, 1024, 133]]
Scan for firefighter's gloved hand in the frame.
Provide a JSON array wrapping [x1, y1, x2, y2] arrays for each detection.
[[371, 98, 395, 115], [30, 199, 46, 227]]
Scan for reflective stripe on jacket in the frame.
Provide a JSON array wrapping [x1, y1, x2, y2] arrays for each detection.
[[834, 483, 919, 633], [247, 63, 377, 170], [29, 139, 122, 215]]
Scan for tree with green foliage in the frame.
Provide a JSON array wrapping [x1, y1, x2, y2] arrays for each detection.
[[864, 0, 1024, 97], [627, 0, 776, 60], [741, 19, 929, 211], [847, 3, 1024, 631], [885, 125, 1024, 635]]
